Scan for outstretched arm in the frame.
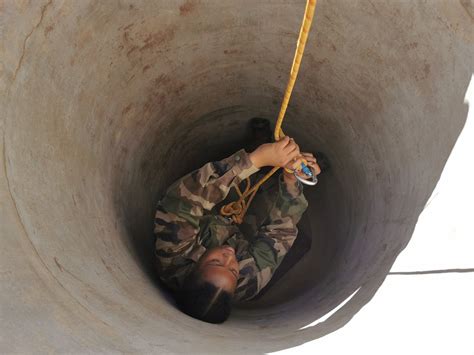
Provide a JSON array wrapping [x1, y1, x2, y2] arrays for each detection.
[[158, 149, 259, 227], [157, 135, 302, 231]]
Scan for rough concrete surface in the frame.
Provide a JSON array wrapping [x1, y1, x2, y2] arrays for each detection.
[[1, 0, 473, 354]]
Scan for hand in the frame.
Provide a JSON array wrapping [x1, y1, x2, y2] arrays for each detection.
[[249, 136, 300, 169], [283, 152, 321, 181]]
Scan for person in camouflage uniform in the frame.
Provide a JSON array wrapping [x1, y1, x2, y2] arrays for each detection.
[[154, 130, 321, 323]]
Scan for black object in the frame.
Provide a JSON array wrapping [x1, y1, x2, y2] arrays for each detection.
[[245, 117, 273, 152]]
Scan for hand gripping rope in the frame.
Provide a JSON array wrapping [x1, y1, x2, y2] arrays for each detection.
[[221, 0, 318, 224]]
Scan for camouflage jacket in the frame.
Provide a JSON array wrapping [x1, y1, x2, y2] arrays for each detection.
[[154, 149, 308, 302]]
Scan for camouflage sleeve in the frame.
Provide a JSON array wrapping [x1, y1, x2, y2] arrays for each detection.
[[236, 173, 308, 301], [154, 150, 259, 288]]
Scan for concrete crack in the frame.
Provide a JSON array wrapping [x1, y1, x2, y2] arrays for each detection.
[[389, 268, 474, 275], [11, 0, 53, 82]]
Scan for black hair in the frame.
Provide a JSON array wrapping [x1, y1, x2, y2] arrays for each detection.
[[175, 271, 232, 324]]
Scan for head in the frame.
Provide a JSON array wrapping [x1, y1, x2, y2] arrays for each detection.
[[176, 245, 239, 323]]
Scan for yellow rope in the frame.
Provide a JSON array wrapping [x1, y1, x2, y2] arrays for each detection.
[[221, 0, 317, 224]]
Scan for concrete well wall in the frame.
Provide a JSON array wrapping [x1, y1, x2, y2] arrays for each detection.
[[1, 1, 472, 353]]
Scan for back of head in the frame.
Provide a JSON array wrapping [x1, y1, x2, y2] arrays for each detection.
[[176, 272, 232, 324]]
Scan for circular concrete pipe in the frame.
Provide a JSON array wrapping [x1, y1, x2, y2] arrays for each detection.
[[1, 0, 472, 353]]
